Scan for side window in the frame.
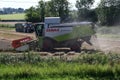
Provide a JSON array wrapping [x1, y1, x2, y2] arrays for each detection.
[[35, 24, 44, 36]]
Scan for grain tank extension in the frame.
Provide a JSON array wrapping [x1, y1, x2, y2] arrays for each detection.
[[34, 17, 96, 52]]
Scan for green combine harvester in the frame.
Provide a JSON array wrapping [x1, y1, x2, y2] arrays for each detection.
[[33, 17, 96, 52]]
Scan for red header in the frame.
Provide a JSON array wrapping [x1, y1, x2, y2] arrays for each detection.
[[12, 37, 32, 48]]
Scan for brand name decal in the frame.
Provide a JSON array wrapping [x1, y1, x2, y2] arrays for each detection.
[[46, 28, 59, 32]]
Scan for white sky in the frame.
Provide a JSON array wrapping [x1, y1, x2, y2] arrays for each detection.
[[0, 0, 100, 9]]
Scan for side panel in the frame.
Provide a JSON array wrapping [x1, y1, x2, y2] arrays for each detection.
[[71, 25, 95, 38], [45, 27, 72, 41], [44, 25, 95, 42]]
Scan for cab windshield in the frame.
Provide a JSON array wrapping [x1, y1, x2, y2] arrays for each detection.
[[34, 24, 44, 36]]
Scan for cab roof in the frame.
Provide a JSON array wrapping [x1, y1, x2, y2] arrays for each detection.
[[50, 22, 93, 27]]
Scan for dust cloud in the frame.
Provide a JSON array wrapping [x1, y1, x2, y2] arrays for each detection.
[[91, 25, 120, 53]]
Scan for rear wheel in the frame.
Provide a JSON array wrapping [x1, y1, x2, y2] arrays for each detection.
[[70, 42, 81, 52], [42, 39, 53, 51]]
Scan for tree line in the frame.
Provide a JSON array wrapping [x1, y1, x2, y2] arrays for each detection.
[[0, 8, 24, 14], [25, 0, 120, 26]]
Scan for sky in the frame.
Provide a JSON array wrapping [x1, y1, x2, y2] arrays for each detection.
[[0, 0, 100, 9]]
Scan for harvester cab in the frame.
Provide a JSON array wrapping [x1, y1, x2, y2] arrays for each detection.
[[34, 23, 44, 36], [34, 17, 60, 37], [34, 17, 96, 52]]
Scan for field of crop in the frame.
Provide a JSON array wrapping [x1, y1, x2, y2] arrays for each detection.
[[0, 24, 15, 30], [0, 13, 25, 20], [0, 52, 120, 80]]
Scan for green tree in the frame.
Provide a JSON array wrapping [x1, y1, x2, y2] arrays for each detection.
[[37, 0, 45, 22], [25, 0, 70, 22], [97, 0, 120, 26], [76, 0, 94, 9], [44, 1, 53, 17], [87, 9, 98, 22], [49, 0, 70, 22], [25, 0, 45, 23], [76, 0, 95, 21], [25, 6, 41, 23]]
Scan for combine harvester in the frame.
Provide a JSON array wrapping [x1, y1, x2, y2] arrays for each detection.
[[33, 17, 96, 52], [3, 17, 96, 52]]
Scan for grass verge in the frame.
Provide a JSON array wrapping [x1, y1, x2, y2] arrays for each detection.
[[0, 13, 25, 20], [0, 52, 120, 79], [0, 24, 15, 30]]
